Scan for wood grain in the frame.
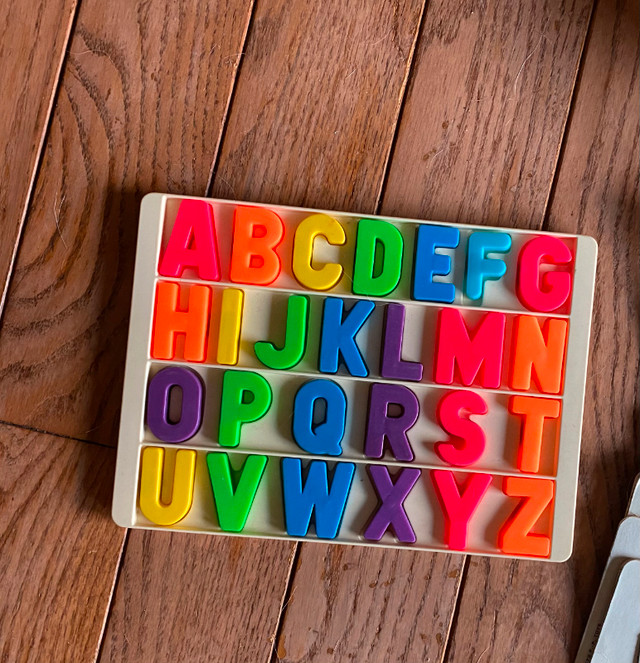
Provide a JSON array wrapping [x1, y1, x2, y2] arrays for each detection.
[[209, 0, 425, 211], [99, 533, 295, 663], [275, 1, 595, 661], [0, 0, 78, 310], [445, 0, 639, 660], [275, 545, 465, 663], [0, 0, 254, 445], [0, 425, 124, 662], [383, 0, 592, 227]]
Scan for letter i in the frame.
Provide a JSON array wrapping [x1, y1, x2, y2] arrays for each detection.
[[217, 289, 244, 365]]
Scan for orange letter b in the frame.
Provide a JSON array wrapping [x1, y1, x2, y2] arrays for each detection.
[[229, 206, 284, 285]]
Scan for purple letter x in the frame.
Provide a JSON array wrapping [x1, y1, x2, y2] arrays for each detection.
[[364, 466, 421, 543]]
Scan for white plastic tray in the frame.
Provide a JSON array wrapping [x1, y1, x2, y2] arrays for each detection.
[[112, 193, 597, 561]]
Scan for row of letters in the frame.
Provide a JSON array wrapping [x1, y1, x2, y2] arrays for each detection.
[[139, 447, 555, 557], [158, 200, 575, 312]]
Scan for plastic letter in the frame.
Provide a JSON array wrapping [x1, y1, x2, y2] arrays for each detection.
[[139, 447, 196, 526], [146, 366, 204, 443], [465, 231, 512, 301], [510, 316, 567, 394], [352, 219, 404, 297], [292, 213, 346, 290], [434, 309, 506, 388], [206, 453, 267, 532], [158, 199, 221, 280], [412, 224, 460, 303], [380, 303, 423, 381], [281, 458, 355, 539], [364, 466, 421, 543], [364, 383, 419, 462], [292, 379, 347, 456], [431, 470, 492, 550], [499, 477, 554, 557], [318, 297, 375, 377], [151, 281, 211, 361], [435, 390, 488, 467], [218, 371, 272, 447], [217, 288, 244, 365], [229, 206, 284, 285], [509, 396, 561, 473], [517, 236, 573, 312], [254, 294, 309, 369]]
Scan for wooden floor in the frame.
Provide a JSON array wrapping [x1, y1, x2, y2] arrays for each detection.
[[0, 0, 637, 661]]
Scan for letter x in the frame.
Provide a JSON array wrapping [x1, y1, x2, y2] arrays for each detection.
[[364, 466, 421, 543]]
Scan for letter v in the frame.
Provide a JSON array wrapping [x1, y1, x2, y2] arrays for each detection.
[[207, 453, 267, 532]]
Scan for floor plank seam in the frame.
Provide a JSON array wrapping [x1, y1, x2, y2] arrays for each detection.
[[0, 0, 84, 326], [440, 556, 469, 663], [94, 529, 131, 663], [541, 0, 598, 232], [0, 417, 114, 449], [268, 543, 301, 663], [205, 0, 258, 197], [374, 0, 429, 214]]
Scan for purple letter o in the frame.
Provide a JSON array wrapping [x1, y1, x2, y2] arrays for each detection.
[[146, 366, 204, 443]]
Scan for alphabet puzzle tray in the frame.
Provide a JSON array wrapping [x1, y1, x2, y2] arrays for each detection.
[[112, 193, 597, 561]]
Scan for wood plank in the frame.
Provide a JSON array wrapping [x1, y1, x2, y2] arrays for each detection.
[[99, 533, 295, 663], [99, 2, 427, 662], [0, 424, 124, 662], [0, 0, 79, 311], [445, 0, 639, 659], [275, 1, 594, 661], [274, 545, 465, 663], [209, 0, 425, 211], [383, 0, 592, 227], [0, 0, 254, 444]]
